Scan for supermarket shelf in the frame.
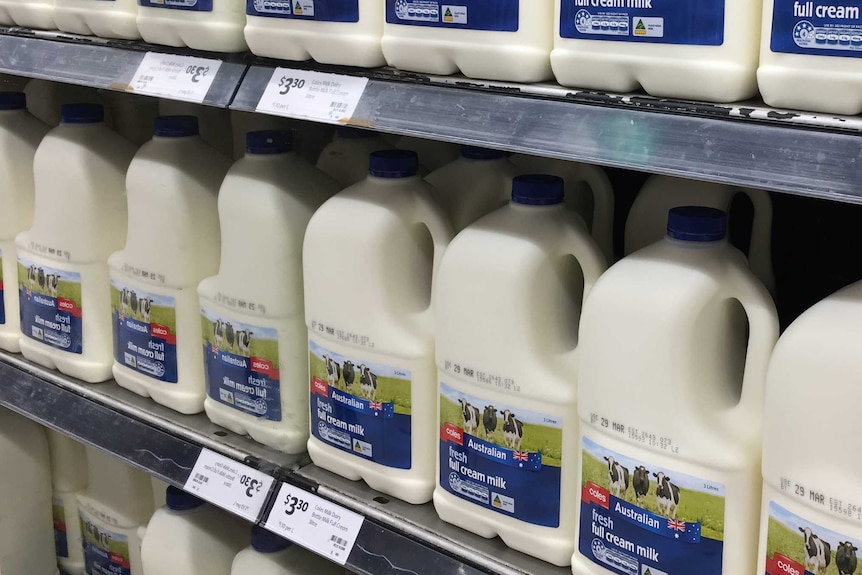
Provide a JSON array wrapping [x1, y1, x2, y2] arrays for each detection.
[[234, 60, 862, 204], [0, 352, 569, 575], [0, 26, 247, 107]]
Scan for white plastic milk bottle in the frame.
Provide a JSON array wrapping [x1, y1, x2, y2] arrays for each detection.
[[16, 104, 136, 383], [160, 101, 234, 159], [77, 447, 155, 575], [551, 0, 763, 102], [316, 127, 390, 188], [110, 116, 230, 414], [304, 149, 453, 504], [626, 175, 775, 296], [510, 154, 615, 264], [424, 146, 519, 232], [200, 130, 338, 453], [0, 409, 56, 575], [434, 175, 607, 566], [231, 111, 333, 163], [141, 486, 250, 575], [0, 92, 49, 353], [137, 0, 247, 52], [758, 0, 862, 114], [396, 135, 460, 173], [47, 430, 89, 575], [231, 526, 346, 575], [382, 0, 554, 82], [53, 0, 140, 39], [757, 281, 862, 575], [245, 0, 385, 67], [0, 0, 55, 29], [572, 207, 779, 575]]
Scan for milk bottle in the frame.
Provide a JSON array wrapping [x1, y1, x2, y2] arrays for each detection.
[[757, 281, 862, 575], [110, 116, 229, 414], [435, 175, 607, 565], [758, 0, 862, 114], [54, 0, 140, 39], [626, 175, 775, 296], [0, 409, 56, 575], [200, 130, 338, 453], [245, 0, 385, 67], [231, 526, 346, 575], [141, 486, 250, 575], [424, 146, 518, 232], [572, 207, 779, 575], [160, 101, 233, 159], [382, 0, 554, 82], [77, 447, 154, 575], [396, 135, 459, 173], [0, 0, 55, 29], [25, 80, 104, 127], [47, 430, 88, 575], [16, 104, 136, 383], [304, 150, 453, 504], [137, 0, 247, 52], [552, 0, 763, 102], [0, 92, 49, 353], [230, 111, 333, 163], [316, 127, 389, 188], [510, 154, 615, 264]]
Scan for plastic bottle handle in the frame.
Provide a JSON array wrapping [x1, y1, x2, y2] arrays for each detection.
[[576, 163, 616, 264], [408, 192, 454, 333], [739, 187, 776, 297]]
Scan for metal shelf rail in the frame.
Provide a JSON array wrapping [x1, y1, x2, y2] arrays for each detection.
[[0, 353, 569, 575]]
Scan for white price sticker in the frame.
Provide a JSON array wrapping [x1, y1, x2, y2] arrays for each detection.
[[183, 448, 274, 521], [264, 483, 365, 565], [128, 52, 221, 103], [255, 68, 368, 124]]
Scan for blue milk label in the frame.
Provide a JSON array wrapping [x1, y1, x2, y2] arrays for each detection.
[[110, 279, 178, 383], [247, 0, 360, 21], [579, 436, 726, 575], [138, 0, 213, 11], [310, 340, 411, 469], [560, 0, 726, 45], [386, 0, 519, 31], [764, 500, 862, 575], [53, 497, 69, 559], [0, 249, 5, 325], [201, 306, 282, 421], [770, 0, 862, 58], [439, 382, 563, 527], [79, 510, 131, 575], [17, 257, 83, 354]]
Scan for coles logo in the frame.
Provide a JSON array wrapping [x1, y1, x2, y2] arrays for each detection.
[[441, 423, 464, 445], [312, 376, 329, 396], [582, 481, 610, 509], [767, 553, 804, 575], [58, 298, 74, 311], [151, 325, 168, 337]]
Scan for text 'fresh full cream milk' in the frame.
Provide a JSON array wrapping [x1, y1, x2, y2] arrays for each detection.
[[573, 207, 778, 575], [304, 150, 453, 504]]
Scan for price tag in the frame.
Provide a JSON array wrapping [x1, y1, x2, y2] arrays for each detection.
[[183, 448, 274, 522], [128, 52, 221, 103], [264, 483, 365, 565], [255, 68, 368, 124]]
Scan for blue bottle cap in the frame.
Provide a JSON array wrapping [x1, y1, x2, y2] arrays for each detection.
[[251, 525, 291, 553], [369, 149, 419, 178], [154, 116, 199, 138], [461, 145, 505, 160], [511, 174, 564, 206], [0, 92, 26, 110], [60, 103, 104, 124], [246, 130, 292, 154], [165, 486, 205, 511], [667, 206, 727, 242], [338, 126, 375, 139]]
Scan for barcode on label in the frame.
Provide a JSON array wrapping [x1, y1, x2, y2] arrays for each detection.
[[330, 102, 348, 110], [194, 473, 209, 484], [139, 75, 154, 82], [330, 534, 348, 549]]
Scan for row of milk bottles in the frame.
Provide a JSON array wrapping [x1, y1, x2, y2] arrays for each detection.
[[0, 0, 856, 114], [0, 411, 341, 575], [0, 86, 857, 575]]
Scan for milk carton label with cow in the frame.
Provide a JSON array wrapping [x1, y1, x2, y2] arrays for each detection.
[[79, 507, 132, 575], [386, 0, 520, 31], [764, 501, 860, 575], [309, 339, 412, 469], [110, 279, 178, 383], [17, 257, 83, 354], [439, 382, 563, 527], [201, 306, 282, 421], [247, 0, 360, 21], [579, 437, 726, 575]]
